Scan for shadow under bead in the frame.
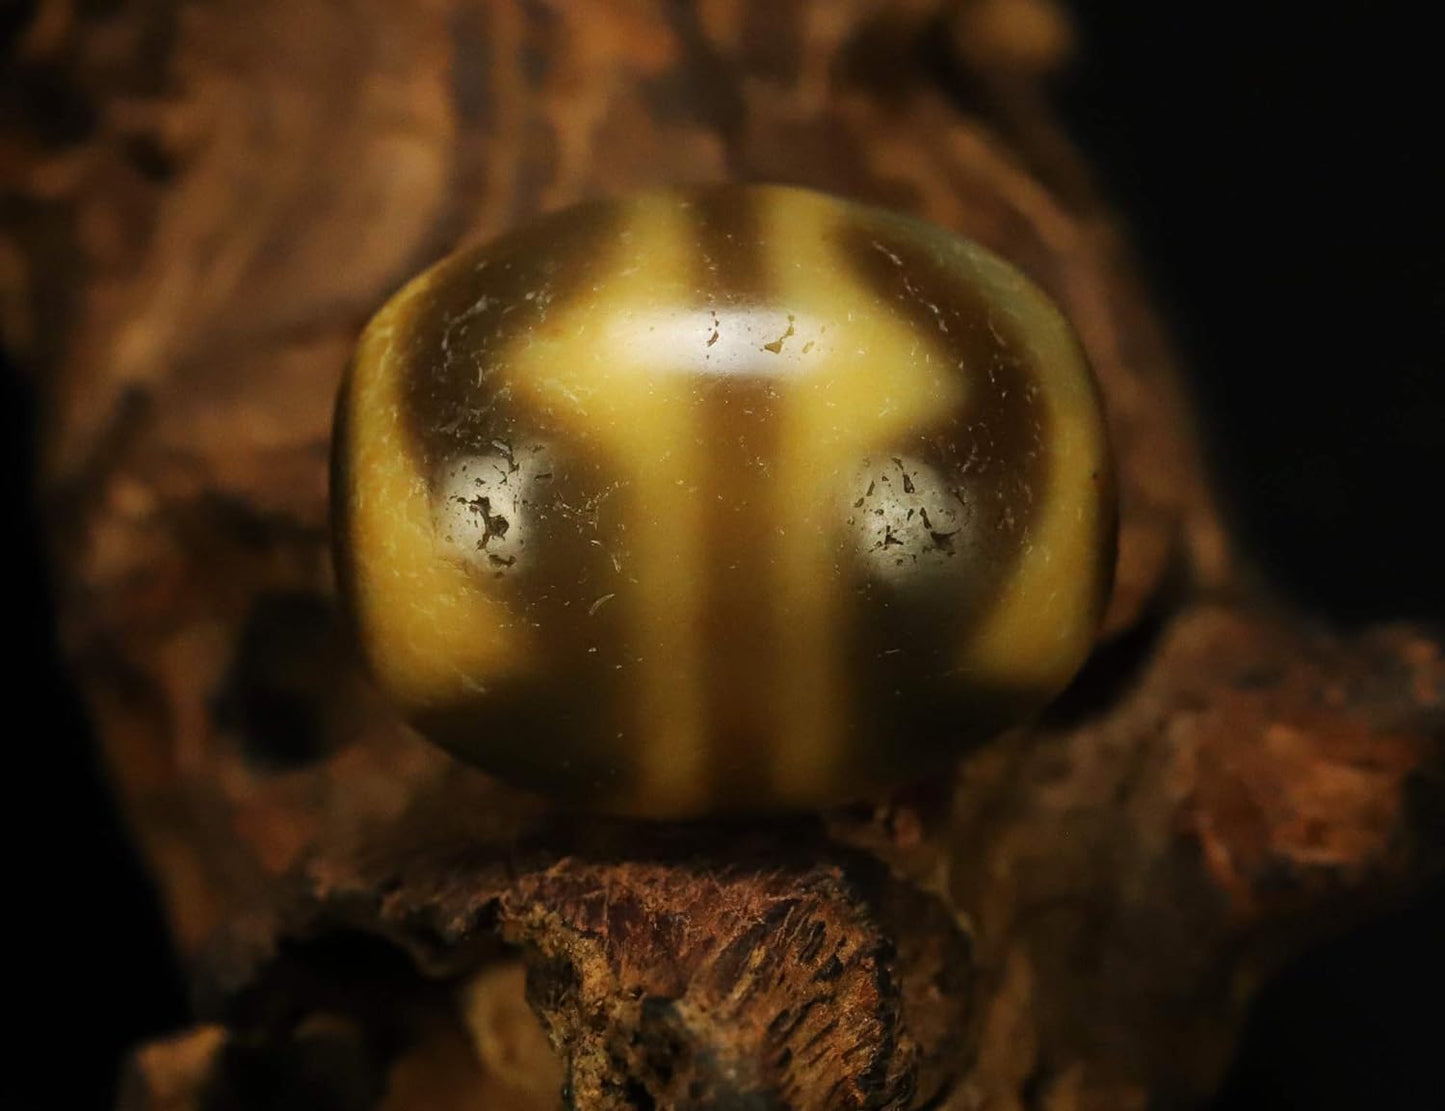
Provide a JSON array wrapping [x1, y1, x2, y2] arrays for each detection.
[[331, 183, 1115, 817]]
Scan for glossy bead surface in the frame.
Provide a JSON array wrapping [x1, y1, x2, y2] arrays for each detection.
[[332, 184, 1114, 816]]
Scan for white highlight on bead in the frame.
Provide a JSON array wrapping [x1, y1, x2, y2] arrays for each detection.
[[433, 441, 557, 576]]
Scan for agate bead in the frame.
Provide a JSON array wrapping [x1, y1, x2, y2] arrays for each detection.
[[331, 184, 1115, 816]]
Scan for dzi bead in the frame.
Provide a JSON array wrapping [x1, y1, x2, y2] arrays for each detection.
[[332, 184, 1115, 817]]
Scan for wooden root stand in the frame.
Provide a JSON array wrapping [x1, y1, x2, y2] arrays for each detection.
[[3, 2, 1441, 1108]]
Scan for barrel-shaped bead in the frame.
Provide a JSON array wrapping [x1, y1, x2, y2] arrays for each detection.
[[332, 184, 1115, 816]]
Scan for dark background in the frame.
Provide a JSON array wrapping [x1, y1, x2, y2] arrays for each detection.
[[4, 3, 1441, 1107]]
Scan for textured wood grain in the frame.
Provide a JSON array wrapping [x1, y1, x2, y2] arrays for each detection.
[[2, 1, 1440, 1108]]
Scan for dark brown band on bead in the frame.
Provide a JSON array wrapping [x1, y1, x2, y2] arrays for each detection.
[[383, 201, 640, 801], [689, 184, 770, 306], [399, 200, 625, 478], [408, 443, 642, 803], [694, 377, 785, 800], [832, 215, 1053, 770]]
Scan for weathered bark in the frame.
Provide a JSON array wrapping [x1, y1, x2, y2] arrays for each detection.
[[3, 1, 1440, 1108]]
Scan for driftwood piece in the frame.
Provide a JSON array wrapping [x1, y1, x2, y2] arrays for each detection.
[[3, 1, 1441, 1108], [199, 812, 974, 1110]]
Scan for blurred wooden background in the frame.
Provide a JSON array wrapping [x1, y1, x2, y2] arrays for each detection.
[[3, 2, 1441, 1108]]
